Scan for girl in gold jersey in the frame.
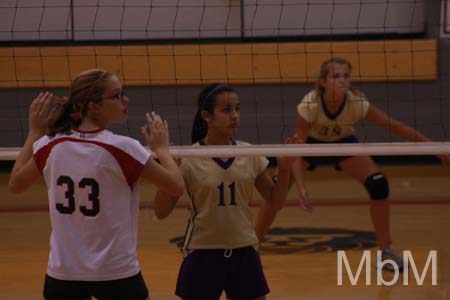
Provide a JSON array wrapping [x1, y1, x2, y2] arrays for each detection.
[[292, 57, 450, 272], [154, 83, 294, 300]]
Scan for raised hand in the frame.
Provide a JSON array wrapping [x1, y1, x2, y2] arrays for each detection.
[[29, 92, 53, 137], [141, 112, 170, 153]]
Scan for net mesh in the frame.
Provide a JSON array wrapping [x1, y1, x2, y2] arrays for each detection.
[[0, 0, 449, 159]]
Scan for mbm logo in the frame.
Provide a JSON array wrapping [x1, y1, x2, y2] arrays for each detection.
[[337, 250, 437, 286]]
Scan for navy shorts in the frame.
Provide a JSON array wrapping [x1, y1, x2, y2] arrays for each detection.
[[43, 271, 148, 300], [175, 246, 269, 300], [303, 135, 359, 170]]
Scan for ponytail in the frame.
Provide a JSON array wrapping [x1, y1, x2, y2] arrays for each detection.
[[191, 110, 208, 144], [47, 69, 112, 136], [48, 96, 80, 136]]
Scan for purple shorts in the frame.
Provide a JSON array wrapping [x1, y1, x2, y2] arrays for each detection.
[[175, 246, 269, 300], [303, 135, 359, 170]]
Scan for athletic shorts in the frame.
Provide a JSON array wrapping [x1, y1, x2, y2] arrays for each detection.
[[43, 271, 148, 300], [175, 246, 269, 300], [303, 135, 359, 170]]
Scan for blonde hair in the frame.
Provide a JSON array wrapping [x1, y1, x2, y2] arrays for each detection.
[[315, 57, 361, 97]]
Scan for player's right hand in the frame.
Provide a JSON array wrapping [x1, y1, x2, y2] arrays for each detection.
[[29, 91, 52, 137]]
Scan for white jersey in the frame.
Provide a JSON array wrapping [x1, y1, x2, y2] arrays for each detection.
[[297, 89, 370, 141], [33, 128, 150, 281], [180, 140, 268, 251]]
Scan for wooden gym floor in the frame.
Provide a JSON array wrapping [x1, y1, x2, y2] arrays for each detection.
[[0, 165, 449, 300]]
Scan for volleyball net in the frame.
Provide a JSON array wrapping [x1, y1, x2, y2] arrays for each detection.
[[0, 0, 449, 160]]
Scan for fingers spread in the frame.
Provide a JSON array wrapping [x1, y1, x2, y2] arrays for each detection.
[[30, 92, 43, 113], [140, 126, 149, 139], [145, 112, 153, 125]]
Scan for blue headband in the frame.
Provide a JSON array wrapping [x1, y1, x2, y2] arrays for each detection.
[[202, 84, 226, 108]]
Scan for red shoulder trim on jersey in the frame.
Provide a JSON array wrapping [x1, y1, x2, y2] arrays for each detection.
[[33, 137, 146, 189], [34, 143, 52, 174]]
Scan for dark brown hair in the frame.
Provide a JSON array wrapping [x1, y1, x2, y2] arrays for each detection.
[[191, 83, 235, 143]]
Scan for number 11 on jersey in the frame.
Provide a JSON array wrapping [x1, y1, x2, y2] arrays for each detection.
[[217, 181, 237, 206]]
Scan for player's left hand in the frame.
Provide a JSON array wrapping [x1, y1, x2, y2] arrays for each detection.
[[142, 111, 170, 153], [296, 186, 313, 212]]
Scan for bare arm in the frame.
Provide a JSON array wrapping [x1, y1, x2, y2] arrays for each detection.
[[140, 152, 184, 197], [9, 92, 52, 193], [292, 115, 309, 190], [294, 114, 309, 143], [8, 135, 42, 193], [153, 189, 181, 220], [291, 115, 311, 210], [152, 158, 183, 220], [365, 105, 450, 165], [254, 166, 291, 240], [254, 198, 278, 242], [365, 105, 430, 142], [140, 112, 185, 197], [255, 167, 290, 210], [254, 137, 297, 240]]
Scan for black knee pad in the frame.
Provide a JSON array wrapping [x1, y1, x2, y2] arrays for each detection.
[[364, 172, 389, 200]]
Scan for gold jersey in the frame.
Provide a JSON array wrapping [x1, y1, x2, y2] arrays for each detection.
[[297, 89, 370, 141], [180, 140, 268, 251]]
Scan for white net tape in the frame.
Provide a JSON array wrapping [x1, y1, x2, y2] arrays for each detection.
[[2, 142, 450, 161]]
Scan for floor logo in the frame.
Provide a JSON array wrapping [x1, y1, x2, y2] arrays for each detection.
[[169, 226, 378, 253]]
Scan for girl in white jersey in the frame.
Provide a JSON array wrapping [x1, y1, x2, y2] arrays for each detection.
[[154, 83, 294, 300], [292, 57, 450, 272], [8, 69, 185, 300]]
